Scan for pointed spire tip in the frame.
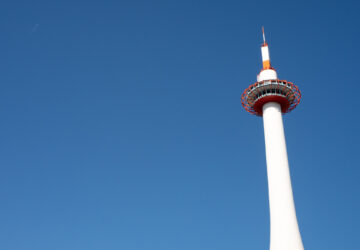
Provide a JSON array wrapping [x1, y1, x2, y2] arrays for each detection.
[[262, 26, 266, 45]]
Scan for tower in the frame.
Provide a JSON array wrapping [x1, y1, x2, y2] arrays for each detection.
[[241, 28, 304, 250]]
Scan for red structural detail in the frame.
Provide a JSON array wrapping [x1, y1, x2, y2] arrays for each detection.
[[253, 95, 290, 115], [241, 80, 301, 116]]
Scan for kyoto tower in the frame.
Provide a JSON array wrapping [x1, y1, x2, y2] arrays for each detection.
[[241, 28, 304, 250]]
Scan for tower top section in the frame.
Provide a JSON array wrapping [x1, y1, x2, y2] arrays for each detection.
[[261, 27, 271, 70], [241, 28, 301, 116]]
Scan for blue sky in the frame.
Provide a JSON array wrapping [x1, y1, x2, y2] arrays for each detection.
[[0, 0, 359, 249]]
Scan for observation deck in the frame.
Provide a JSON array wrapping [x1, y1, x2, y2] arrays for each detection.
[[241, 79, 301, 116]]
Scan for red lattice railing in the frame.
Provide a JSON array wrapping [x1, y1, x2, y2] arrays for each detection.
[[241, 80, 301, 116]]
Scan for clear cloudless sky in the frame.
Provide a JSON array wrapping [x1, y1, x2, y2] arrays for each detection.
[[0, 0, 359, 249]]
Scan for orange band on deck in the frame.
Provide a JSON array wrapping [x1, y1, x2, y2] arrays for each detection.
[[263, 60, 271, 69]]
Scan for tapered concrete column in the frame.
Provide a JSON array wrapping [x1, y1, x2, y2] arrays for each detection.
[[262, 102, 304, 250]]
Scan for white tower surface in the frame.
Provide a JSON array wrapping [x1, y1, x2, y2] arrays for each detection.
[[241, 28, 304, 250]]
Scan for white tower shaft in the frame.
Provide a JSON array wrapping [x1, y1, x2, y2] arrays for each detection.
[[262, 102, 304, 250]]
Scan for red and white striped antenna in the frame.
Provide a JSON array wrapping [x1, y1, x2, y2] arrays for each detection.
[[261, 27, 271, 70]]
